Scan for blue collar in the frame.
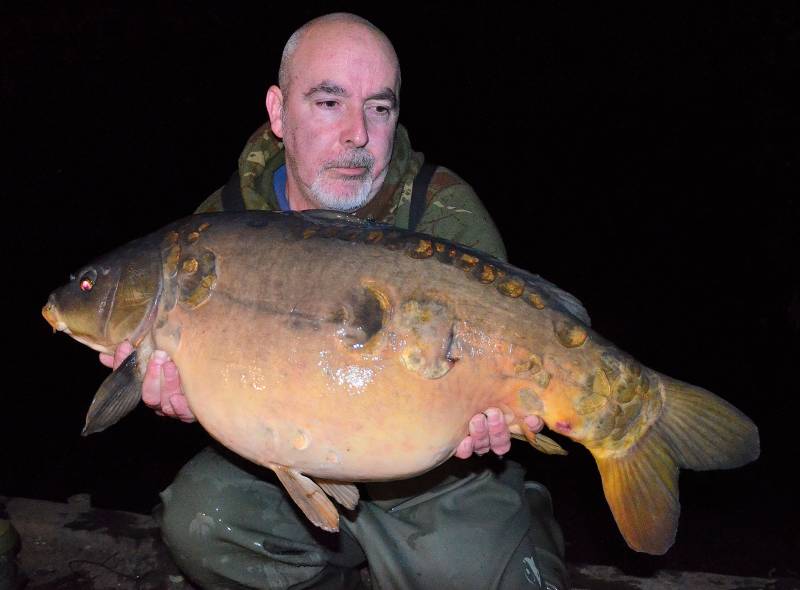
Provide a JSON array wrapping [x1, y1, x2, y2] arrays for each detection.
[[273, 165, 290, 211]]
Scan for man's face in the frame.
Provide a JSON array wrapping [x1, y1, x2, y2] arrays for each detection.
[[267, 25, 400, 211]]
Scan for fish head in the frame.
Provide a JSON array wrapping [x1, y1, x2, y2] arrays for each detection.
[[43, 238, 163, 354]]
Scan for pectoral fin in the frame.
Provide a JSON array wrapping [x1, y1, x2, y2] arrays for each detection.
[[271, 465, 340, 532], [316, 479, 360, 510], [82, 350, 142, 436]]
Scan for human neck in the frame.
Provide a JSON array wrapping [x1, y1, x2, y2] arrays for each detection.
[[286, 187, 318, 211]]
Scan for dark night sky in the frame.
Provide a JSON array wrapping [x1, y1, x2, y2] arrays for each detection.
[[2, 1, 798, 578]]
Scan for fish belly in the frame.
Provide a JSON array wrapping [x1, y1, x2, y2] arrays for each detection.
[[151, 214, 570, 480], [163, 303, 493, 481]]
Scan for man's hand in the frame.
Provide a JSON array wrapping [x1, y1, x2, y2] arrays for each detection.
[[455, 408, 543, 459], [99, 343, 195, 423]]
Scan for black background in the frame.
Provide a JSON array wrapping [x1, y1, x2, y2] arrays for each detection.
[[2, 1, 798, 579]]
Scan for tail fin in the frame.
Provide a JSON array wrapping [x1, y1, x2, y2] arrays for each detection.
[[591, 374, 759, 554]]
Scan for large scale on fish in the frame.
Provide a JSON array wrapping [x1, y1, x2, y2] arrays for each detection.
[[42, 210, 759, 554]]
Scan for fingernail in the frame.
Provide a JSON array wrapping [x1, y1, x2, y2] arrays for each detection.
[[487, 409, 501, 424]]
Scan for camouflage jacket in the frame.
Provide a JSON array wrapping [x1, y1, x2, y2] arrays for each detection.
[[196, 123, 507, 261]]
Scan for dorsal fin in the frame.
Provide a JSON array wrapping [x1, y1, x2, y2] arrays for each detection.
[[525, 274, 591, 327], [298, 210, 380, 226], [289, 210, 592, 326]]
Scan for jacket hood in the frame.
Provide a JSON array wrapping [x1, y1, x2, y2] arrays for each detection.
[[234, 122, 423, 223]]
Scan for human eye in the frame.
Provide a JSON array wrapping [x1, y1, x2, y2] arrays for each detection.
[[316, 99, 340, 110], [367, 103, 393, 119]]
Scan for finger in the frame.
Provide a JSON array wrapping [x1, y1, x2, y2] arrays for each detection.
[[469, 414, 490, 454], [524, 415, 544, 433], [142, 350, 168, 408], [113, 341, 134, 369], [159, 360, 182, 418], [160, 393, 176, 417], [160, 361, 183, 399], [169, 394, 196, 423], [454, 437, 474, 459], [485, 408, 511, 455], [99, 352, 114, 368]]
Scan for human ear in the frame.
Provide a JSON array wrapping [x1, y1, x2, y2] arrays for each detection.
[[265, 85, 284, 138]]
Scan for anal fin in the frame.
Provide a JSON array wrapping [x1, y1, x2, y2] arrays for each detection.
[[271, 465, 340, 532], [82, 350, 142, 436], [316, 479, 359, 510], [511, 422, 568, 456]]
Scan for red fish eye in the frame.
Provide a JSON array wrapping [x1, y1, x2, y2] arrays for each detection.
[[80, 278, 94, 292]]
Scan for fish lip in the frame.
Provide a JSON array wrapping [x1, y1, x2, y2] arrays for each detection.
[[42, 296, 65, 332]]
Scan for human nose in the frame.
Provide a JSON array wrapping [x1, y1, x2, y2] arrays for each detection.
[[340, 108, 368, 147]]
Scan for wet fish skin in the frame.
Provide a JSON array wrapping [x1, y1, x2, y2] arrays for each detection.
[[42, 210, 759, 553]]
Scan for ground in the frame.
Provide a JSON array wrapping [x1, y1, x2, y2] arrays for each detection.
[[2, 495, 796, 590]]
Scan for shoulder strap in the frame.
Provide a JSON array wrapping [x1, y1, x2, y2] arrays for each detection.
[[408, 163, 437, 231], [220, 169, 246, 211]]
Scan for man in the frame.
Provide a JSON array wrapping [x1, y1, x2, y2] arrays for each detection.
[[103, 13, 567, 589]]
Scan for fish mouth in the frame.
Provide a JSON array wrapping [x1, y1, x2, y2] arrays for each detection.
[[42, 297, 114, 354], [42, 298, 67, 333]]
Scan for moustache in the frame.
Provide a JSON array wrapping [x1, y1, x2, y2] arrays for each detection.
[[324, 150, 375, 171]]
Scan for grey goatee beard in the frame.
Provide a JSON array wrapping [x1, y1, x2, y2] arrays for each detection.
[[310, 149, 376, 212]]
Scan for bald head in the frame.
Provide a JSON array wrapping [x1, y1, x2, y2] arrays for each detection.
[[278, 13, 401, 99], [265, 12, 401, 212]]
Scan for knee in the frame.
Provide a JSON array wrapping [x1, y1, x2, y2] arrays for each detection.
[[523, 482, 568, 589], [156, 446, 271, 583], [155, 449, 354, 589], [158, 459, 229, 573]]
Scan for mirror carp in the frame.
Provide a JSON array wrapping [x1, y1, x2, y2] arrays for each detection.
[[42, 210, 759, 554]]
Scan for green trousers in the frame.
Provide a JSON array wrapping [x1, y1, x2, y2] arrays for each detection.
[[158, 446, 567, 589]]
